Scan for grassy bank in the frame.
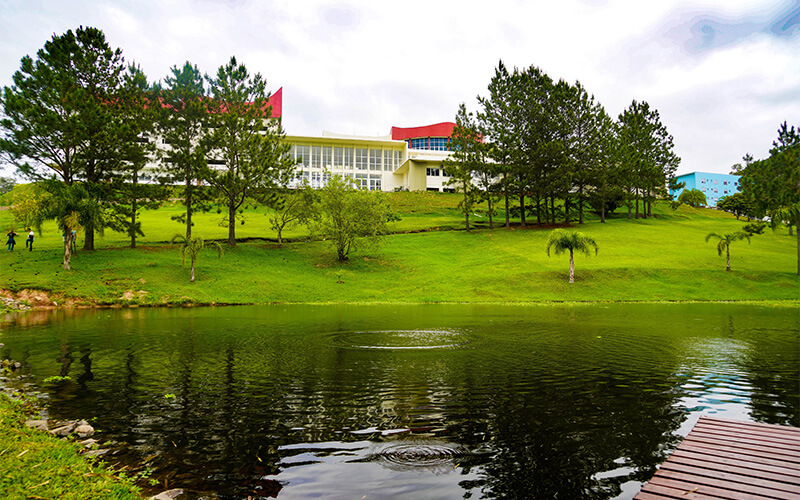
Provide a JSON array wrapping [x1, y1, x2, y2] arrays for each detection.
[[1, 191, 798, 305], [0, 394, 141, 499]]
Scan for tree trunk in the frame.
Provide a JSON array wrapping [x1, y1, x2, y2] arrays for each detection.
[[635, 195, 640, 219], [130, 196, 137, 249], [83, 223, 95, 251], [464, 189, 470, 232], [186, 179, 193, 240], [579, 188, 584, 224], [190, 262, 195, 283], [569, 250, 575, 284], [62, 236, 72, 270], [228, 199, 236, 247], [503, 173, 510, 228], [536, 196, 542, 225], [277, 228, 283, 248], [519, 194, 526, 227], [487, 197, 493, 229], [600, 198, 606, 223], [726, 246, 731, 271]]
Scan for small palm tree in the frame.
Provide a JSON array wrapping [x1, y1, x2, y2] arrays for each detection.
[[546, 229, 599, 283], [171, 234, 223, 283], [705, 232, 750, 271]]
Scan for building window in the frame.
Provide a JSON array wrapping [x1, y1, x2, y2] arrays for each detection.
[[355, 149, 368, 170], [310, 146, 322, 168], [369, 149, 382, 171], [322, 146, 332, 168], [295, 145, 310, 167], [355, 174, 368, 189], [426, 167, 440, 176], [333, 147, 344, 169], [714, 179, 718, 184], [383, 150, 394, 171], [410, 138, 427, 149], [429, 137, 448, 151], [395, 151, 402, 168], [369, 174, 382, 191], [343, 148, 353, 169]]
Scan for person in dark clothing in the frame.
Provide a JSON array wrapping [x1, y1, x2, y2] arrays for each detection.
[[6, 229, 18, 251], [25, 229, 34, 251]]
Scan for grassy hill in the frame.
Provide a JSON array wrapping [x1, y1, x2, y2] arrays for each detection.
[[1, 188, 797, 305]]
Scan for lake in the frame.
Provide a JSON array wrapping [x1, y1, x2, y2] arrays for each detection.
[[1, 303, 798, 499]]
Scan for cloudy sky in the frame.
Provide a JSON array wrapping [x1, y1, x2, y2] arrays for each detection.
[[1, 0, 798, 176]]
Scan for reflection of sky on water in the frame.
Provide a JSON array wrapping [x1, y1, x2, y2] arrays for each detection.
[[674, 338, 756, 435]]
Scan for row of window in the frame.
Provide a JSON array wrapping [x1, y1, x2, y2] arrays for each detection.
[[700, 178, 738, 186], [289, 145, 402, 172], [290, 170, 384, 191], [701, 187, 732, 195], [409, 137, 450, 151], [426, 167, 449, 177]]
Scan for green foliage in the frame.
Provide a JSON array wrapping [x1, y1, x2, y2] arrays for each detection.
[[0, 395, 141, 499], [42, 375, 72, 383], [268, 185, 315, 247], [204, 56, 295, 247], [705, 231, 751, 271], [171, 234, 223, 282], [677, 188, 707, 208], [0, 177, 15, 194], [445, 104, 485, 231], [716, 192, 753, 219], [742, 221, 766, 235], [311, 175, 393, 261], [546, 229, 599, 283]]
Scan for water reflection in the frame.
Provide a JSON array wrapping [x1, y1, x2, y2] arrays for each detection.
[[0, 303, 797, 499]]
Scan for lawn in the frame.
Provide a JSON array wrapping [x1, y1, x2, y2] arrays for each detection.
[[1, 188, 797, 305]]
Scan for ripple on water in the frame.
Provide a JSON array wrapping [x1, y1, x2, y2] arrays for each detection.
[[331, 329, 468, 350]]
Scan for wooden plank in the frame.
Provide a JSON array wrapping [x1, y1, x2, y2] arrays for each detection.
[[660, 462, 800, 495], [682, 434, 800, 462], [688, 429, 800, 454], [648, 476, 779, 500], [678, 442, 800, 471], [657, 469, 800, 500], [635, 417, 800, 500], [667, 454, 800, 486], [670, 448, 800, 481], [639, 482, 744, 500], [696, 418, 800, 436]]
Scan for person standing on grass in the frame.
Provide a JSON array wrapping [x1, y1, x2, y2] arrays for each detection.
[[25, 228, 34, 251], [6, 229, 18, 251]]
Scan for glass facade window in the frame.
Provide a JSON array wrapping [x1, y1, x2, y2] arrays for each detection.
[[426, 167, 440, 176], [429, 137, 448, 151], [355, 174, 368, 189], [369, 149, 382, 171], [322, 146, 332, 168], [311, 146, 322, 168], [395, 151, 402, 168], [409, 137, 449, 151], [383, 150, 394, 171], [355, 149, 368, 170], [333, 147, 344, 169], [343, 147, 353, 169], [295, 145, 310, 167], [369, 174, 382, 191]]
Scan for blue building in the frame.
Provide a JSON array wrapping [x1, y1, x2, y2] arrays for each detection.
[[670, 172, 741, 208]]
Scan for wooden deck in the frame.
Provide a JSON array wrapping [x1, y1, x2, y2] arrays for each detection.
[[635, 416, 800, 500]]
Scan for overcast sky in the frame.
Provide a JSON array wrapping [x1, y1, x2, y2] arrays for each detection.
[[1, 0, 798, 176]]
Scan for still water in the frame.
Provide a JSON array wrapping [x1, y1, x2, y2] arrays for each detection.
[[1, 303, 798, 499]]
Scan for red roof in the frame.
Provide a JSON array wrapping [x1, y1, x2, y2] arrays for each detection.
[[390, 122, 455, 141], [267, 87, 282, 118]]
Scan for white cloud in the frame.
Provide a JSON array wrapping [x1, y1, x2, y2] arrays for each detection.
[[0, 0, 797, 175]]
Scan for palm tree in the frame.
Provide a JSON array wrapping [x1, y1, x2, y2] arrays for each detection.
[[171, 234, 223, 283], [546, 229, 599, 283], [705, 231, 750, 271]]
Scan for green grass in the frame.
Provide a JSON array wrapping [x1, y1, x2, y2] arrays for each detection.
[[0, 394, 142, 499], [1, 188, 797, 305]]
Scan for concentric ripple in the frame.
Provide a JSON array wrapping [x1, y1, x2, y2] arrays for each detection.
[[369, 441, 470, 470]]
